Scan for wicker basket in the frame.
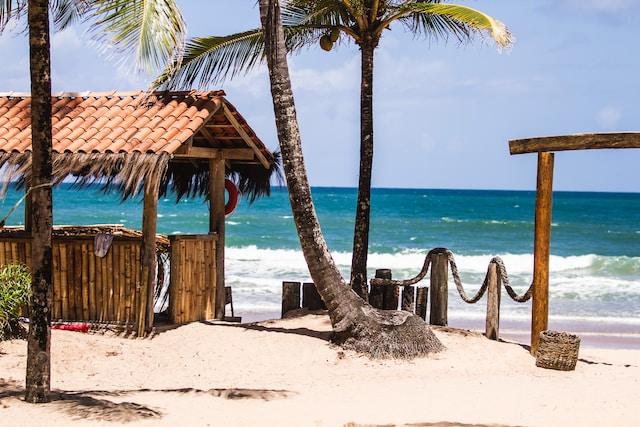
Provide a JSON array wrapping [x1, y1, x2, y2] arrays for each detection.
[[535, 330, 580, 371]]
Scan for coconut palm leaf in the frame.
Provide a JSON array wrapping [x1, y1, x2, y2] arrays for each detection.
[[155, 25, 325, 89], [50, 0, 89, 31], [89, 0, 186, 73], [391, 2, 513, 47], [0, 0, 24, 32]]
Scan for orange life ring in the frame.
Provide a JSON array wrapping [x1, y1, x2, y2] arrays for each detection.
[[225, 179, 239, 215]]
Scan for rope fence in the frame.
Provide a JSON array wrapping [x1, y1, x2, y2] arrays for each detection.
[[368, 247, 534, 340]]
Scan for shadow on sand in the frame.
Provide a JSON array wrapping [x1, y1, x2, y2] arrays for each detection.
[[0, 379, 293, 422]]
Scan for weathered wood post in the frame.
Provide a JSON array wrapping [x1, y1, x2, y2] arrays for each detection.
[[531, 152, 554, 354], [281, 281, 301, 317], [485, 262, 501, 340], [210, 157, 226, 320], [429, 252, 448, 326], [401, 286, 415, 313], [380, 269, 398, 310], [302, 282, 325, 310], [369, 269, 385, 309], [140, 175, 160, 336], [416, 287, 428, 320]]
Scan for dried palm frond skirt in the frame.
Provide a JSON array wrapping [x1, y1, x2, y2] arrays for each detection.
[[535, 330, 580, 371]]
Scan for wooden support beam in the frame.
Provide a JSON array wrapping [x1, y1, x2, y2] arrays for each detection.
[[222, 105, 271, 169], [509, 132, 640, 155], [198, 126, 217, 145], [174, 147, 255, 160], [531, 152, 554, 355], [139, 174, 160, 336], [210, 157, 226, 320]]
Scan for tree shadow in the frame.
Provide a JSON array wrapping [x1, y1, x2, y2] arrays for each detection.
[[203, 315, 333, 342], [0, 379, 293, 422]]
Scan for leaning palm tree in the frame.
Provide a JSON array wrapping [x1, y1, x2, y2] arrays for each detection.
[[154, 0, 512, 301], [258, 0, 445, 358], [0, 0, 185, 402]]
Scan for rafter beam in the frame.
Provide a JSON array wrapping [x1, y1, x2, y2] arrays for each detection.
[[222, 105, 270, 169]]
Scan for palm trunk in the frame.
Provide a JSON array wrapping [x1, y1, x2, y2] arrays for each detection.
[[25, 0, 53, 404], [259, 0, 443, 359], [350, 41, 375, 301]]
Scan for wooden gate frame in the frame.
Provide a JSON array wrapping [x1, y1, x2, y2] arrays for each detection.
[[509, 132, 640, 354]]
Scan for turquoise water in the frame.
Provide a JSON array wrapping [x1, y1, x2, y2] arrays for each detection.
[[2, 185, 639, 329]]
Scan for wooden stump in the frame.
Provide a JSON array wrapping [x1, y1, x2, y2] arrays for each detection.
[[401, 286, 415, 313], [429, 252, 448, 326], [416, 287, 428, 320], [376, 269, 398, 310], [281, 281, 301, 318], [369, 270, 385, 309], [302, 283, 325, 310]]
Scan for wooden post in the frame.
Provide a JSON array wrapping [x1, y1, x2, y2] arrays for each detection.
[[369, 269, 384, 309], [429, 252, 448, 326], [281, 281, 301, 317], [485, 263, 501, 340], [401, 286, 415, 313], [139, 175, 159, 336], [302, 282, 325, 310], [416, 287, 428, 320], [379, 269, 398, 310], [531, 152, 554, 354], [210, 158, 226, 320]]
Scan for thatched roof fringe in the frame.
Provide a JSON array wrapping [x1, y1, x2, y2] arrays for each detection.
[[0, 151, 281, 203]]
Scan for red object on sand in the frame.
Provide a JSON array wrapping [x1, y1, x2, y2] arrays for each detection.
[[51, 323, 90, 333]]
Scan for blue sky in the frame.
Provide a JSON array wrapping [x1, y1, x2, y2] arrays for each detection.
[[1, 0, 639, 192]]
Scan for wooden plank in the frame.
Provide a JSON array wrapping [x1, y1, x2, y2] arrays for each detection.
[[107, 241, 114, 321], [73, 243, 82, 320], [59, 244, 69, 320], [95, 249, 103, 322], [118, 243, 126, 323], [509, 132, 640, 155], [88, 243, 96, 320], [124, 244, 132, 325], [82, 243, 90, 320], [429, 252, 448, 326], [416, 287, 428, 320], [0, 242, 6, 266], [52, 243, 61, 319], [401, 286, 415, 313], [222, 104, 270, 168], [485, 263, 501, 341], [531, 152, 555, 355]]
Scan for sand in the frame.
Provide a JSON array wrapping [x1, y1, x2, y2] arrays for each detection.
[[1, 313, 638, 427]]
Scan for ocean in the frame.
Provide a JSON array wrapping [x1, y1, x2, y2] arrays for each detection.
[[2, 185, 639, 346]]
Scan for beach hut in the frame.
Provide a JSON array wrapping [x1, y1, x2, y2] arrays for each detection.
[[0, 90, 279, 336]]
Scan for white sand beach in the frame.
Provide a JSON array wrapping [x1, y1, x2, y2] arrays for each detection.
[[1, 312, 638, 427]]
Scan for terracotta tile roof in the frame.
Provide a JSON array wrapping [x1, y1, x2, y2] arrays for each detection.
[[0, 90, 273, 165]]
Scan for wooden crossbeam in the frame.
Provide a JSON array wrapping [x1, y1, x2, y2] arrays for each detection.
[[173, 147, 255, 160], [510, 132, 640, 155], [222, 105, 271, 169]]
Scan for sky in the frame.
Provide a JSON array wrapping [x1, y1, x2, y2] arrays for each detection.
[[1, 0, 639, 192]]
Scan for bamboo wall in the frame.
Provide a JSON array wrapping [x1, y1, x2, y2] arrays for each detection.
[[0, 236, 144, 328], [169, 234, 217, 324]]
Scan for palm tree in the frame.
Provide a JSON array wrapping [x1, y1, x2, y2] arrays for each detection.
[[0, 0, 185, 403], [258, 0, 443, 358], [154, 0, 512, 301]]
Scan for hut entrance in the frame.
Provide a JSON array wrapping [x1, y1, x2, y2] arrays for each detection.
[[509, 132, 640, 353], [0, 91, 279, 336]]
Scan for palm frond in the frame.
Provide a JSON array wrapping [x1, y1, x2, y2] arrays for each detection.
[[155, 25, 325, 90], [393, 2, 513, 48], [50, 0, 89, 31], [89, 0, 186, 73], [0, 0, 24, 33]]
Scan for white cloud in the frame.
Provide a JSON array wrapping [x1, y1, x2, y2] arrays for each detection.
[[595, 106, 622, 129], [51, 28, 82, 51]]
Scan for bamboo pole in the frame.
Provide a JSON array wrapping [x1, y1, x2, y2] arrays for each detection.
[[485, 263, 501, 341], [531, 152, 555, 355], [210, 158, 226, 320]]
